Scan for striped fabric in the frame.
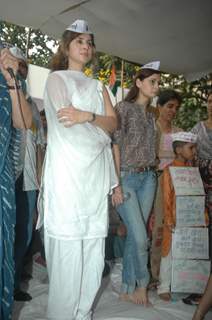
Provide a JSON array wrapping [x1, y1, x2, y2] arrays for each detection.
[[0, 73, 16, 320], [10, 128, 26, 180]]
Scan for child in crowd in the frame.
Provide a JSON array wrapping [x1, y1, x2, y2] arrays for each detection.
[[157, 131, 198, 301]]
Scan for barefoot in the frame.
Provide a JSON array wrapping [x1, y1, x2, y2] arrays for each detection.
[[131, 287, 151, 306], [159, 292, 171, 301], [119, 293, 134, 302]]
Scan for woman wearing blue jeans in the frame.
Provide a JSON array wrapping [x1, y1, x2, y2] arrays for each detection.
[[112, 62, 161, 305]]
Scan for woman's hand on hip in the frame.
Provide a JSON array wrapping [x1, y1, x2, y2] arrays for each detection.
[[57, 105, 92, 127]]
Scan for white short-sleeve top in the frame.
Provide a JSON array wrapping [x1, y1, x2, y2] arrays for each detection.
[[39, 70, 117, 240]]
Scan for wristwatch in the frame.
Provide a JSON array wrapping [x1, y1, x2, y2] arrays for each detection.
[[7, 80, 21, 90], [89, 112, 96, 122]]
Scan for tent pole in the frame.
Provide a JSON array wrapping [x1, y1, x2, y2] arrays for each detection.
[[26, 27, 32, 59], [121, 59, 125, 100]]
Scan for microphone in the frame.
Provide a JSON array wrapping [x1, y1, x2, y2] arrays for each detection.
[[7, 67, 15, 79]]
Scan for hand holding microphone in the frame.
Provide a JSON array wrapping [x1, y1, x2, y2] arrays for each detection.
[[0, 47, 18, 83]]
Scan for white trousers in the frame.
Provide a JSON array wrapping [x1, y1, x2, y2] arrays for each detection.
[[157, 250, 172, 294], [44, 232, 105, 320]]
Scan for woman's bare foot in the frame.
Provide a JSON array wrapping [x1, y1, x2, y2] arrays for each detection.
[[119, 293, 134, 302], [131, 287, 151, 306], [159, 292, 171, 301]]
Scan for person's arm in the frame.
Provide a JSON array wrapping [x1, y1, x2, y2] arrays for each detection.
[[163, 168, 175, 229], [36, 144, 45, 187], [94, 85, 117, 133], [57, 84, 117, 134], [192, 275, 212, 320], [9, 87, 32, 128], [0, 48, 32, 129], [111, 143, 124, 206]]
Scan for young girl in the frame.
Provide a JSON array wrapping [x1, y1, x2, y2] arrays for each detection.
[[112, 62, 161, 305], [40, 19, 117, 320]]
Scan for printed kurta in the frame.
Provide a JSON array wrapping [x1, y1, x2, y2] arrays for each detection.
[[113, 101, 158, 168], [0, 73, 16, 320]]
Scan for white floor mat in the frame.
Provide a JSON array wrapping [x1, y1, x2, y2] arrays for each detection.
[[12, 261, 212, 320]]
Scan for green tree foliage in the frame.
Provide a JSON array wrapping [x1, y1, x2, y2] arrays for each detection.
[[1, 20, 211, 130], [97, 54, 212, 130], [161, 73, 211, 130], [0, 20, 57, 67]]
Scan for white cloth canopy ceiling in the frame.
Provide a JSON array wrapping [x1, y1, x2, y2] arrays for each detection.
[[0, 0, 212, 79]]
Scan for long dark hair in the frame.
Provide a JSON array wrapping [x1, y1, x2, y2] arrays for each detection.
[[50, 30, 95, 71], [125, 68, 160, 102]]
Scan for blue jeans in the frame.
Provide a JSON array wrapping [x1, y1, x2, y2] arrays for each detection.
[[116, 170, 157, 294]]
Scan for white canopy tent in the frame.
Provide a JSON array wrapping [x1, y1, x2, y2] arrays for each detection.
[[1, 0, 212, 80]]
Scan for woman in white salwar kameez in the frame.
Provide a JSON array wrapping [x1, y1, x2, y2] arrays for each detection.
[[39, 19, 118, 320]]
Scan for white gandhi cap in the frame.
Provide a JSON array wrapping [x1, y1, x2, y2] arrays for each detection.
[[141, 61, 160, 71], [171, 132, 197, 143], [66, 19, 92, 34], [9, 46, 27, 63]]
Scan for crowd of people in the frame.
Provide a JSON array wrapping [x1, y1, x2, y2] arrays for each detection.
[[0, 18, 212, 320]]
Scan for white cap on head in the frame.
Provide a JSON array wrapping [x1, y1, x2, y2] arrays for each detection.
[[171, 132, 197, 143], [9, 46, 27, 63], [141, 61, 160, 71], [66, 19, 92, 34]]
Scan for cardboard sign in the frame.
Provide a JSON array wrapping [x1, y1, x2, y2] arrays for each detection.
[[176, 196, 206, 227], [169, 167, 205, 196], [171, 259, 211, 293], [172, 227, 209, 259]]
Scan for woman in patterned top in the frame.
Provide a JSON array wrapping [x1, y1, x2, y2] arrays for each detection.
[[112, 62, 161, 305], [0, 46, 32, 319]]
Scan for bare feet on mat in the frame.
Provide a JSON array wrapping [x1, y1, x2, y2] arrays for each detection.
[[131, 287, 151, 306], [159, 292, 171, 301], [119, 293, 134, 302]]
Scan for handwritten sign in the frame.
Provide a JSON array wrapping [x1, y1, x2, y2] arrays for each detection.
[[169, 167, 205, 196], [176, 196, 206, 227], [172, 227, 209, 259], [171, 259, 210, 293]]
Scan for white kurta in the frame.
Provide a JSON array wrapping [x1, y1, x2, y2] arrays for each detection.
[[38, 70, 117, 240]]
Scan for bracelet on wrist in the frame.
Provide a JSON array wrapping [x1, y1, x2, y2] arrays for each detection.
[[88, 112, 96, 123], [7, 84, 21, 90]]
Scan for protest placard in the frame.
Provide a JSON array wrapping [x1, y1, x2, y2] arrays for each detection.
[[169, 167, 205, 196], [171, 259, 211, 293], [172, 227, 209, 259], [176, 196, 206, 227]]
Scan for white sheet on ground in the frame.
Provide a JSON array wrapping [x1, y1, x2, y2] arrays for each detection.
[[12, 260, 212, 320]]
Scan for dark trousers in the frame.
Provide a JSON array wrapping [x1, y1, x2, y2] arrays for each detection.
[[14, 174, 36, 290]]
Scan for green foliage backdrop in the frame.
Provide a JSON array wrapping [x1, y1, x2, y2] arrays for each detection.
[[1, 20, 211, 130]]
